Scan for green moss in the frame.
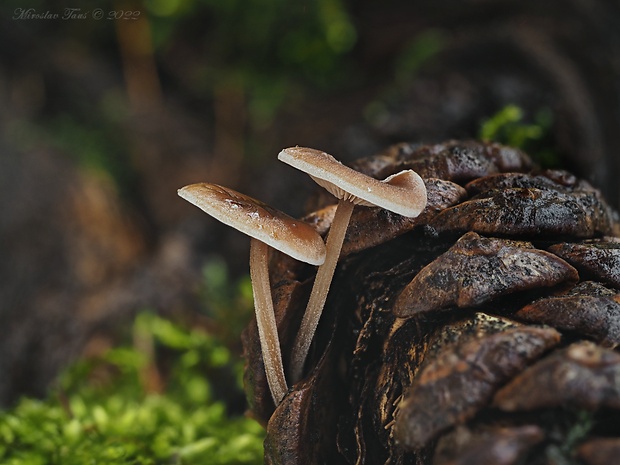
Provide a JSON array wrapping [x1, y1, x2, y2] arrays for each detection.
[[479, 104, 560, 168], [0, 313, 264, 465]]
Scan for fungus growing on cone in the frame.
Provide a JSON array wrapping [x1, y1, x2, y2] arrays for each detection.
[[178, 183, 326, 404], [240, 140, 620, 465], [278, 146, 427, 382]]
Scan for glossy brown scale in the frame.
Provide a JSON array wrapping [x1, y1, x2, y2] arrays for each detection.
[[432, 425, 545, 465], [376, 140, 531, 183], [548, 239, 620, 289], [394, 232, 578, 317], [577, 438, 620, 465], [494, 341, 620, 411], [464, 170, 591, 196], [514, 281, 620, 348], [393, 326, 561, 449], [429, 188, 614, 239]]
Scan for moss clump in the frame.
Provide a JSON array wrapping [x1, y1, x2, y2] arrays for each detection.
[[480, 104, 559, 168], [0, 312, 265, 465]]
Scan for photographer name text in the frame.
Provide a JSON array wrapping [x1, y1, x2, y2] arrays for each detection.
[[13, 8, 140, 21]]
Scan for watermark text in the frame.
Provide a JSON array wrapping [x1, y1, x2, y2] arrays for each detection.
[[13, 8, 141, 21]]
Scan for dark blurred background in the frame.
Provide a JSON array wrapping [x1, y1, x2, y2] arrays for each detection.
[[1, 0, 619, 406]]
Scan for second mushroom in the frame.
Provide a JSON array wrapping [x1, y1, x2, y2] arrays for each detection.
[[178, 183, 326, 404], [278, 147, 427, 382]]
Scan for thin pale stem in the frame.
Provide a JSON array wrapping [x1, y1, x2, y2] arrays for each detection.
[[290, 198, 355, 382], [249, 239, 288, 404]]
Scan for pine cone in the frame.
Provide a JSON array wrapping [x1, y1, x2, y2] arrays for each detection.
[[242, 140, 620, 465]]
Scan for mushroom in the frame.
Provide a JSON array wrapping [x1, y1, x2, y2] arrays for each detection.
[[278, 147, 427, 381], [177, 183, 326, 404]]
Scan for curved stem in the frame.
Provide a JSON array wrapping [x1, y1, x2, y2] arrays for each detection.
[[249, 239, 288, 404], [290, 198, 355, 382]]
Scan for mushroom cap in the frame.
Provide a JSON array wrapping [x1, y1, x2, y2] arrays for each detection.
[[278, 147, 427, 218], [178, 183, 326, 265]]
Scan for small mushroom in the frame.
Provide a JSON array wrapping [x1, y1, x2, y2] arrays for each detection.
[[178, 183, 326, 404], [278, 147, 427, 381]]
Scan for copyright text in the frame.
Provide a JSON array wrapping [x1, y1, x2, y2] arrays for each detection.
[[12, 8, 141, 21]]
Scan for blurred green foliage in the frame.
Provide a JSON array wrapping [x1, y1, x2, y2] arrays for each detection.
[[0, 312, 265, 465], [480, 105, 544, 147], [201, 257, 254, 344], [146, 0, 356, 76], [5, 0, 359, 190], [393, 30, 446, 86], [147, 0, 358, 129], [480, 104, 559, 167]]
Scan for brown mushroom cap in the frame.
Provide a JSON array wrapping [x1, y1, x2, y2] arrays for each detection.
[[178, 183, 326, 266], [278, 147, 427, 218]]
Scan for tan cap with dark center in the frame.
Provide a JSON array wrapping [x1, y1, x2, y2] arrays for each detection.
[[178, 183, 326, 266], [278, 147, 427, 217]]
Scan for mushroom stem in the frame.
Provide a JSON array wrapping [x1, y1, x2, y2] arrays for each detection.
[[249, 238, 288, 404], [290, 198, 355, 382]]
